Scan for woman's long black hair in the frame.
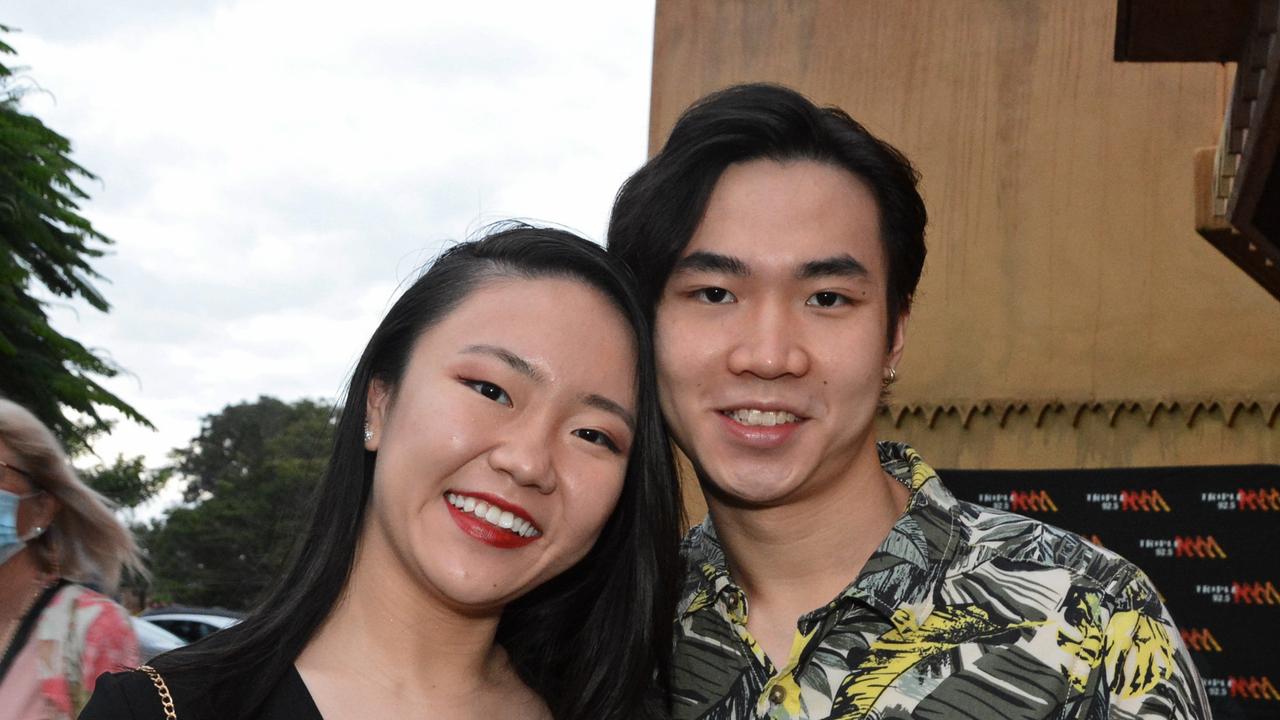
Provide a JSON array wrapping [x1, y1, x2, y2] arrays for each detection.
[[154, 224, 683, 720]]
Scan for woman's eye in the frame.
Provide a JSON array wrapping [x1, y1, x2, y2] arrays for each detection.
[[693, 287, 736, 304], [806, 291, 849, 308], [462, 379, 512, 407], [572, 428, 622, 454]]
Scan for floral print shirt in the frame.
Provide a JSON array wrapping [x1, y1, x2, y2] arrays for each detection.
[[672, 443, 1211, 719], [8, 582, 140, 719]]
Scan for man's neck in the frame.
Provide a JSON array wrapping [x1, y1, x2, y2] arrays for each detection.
[[706, 438, 910, 617]]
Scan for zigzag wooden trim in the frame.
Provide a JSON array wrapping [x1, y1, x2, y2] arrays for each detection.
[[880, 398, 1280, 430]]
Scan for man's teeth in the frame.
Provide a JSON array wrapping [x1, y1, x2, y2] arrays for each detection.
[[446, 493, 541, 537], [726, 409, 800, 426]]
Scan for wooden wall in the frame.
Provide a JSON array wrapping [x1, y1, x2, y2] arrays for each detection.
[[650, 0, 1280, 487]]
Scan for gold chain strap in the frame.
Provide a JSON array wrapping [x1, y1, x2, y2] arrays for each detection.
[[138, 664, 178, 720]]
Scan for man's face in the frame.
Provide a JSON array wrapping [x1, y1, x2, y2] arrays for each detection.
[[654, 159, 905, 507]]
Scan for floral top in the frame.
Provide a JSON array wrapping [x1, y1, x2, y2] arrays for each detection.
[[672, 443, 1211, 719], [0, 582, 139, 720]]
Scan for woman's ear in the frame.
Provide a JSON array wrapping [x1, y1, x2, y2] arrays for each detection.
[[365, 379, 391, 451], [25, 492, 60, 537]]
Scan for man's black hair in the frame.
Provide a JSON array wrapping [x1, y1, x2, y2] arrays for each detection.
[[608, 83, 927, 341]]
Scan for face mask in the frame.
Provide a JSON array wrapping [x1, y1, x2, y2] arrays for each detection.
[[0, 488, 43, 566]]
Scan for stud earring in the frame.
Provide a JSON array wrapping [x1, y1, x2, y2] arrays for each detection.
[[363, 423, 374, 442]]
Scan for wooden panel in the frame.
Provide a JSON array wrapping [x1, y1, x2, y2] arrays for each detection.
[[650, 0, 1280, 471]]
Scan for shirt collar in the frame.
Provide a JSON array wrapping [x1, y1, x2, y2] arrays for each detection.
[[677, 442, 961, 627]]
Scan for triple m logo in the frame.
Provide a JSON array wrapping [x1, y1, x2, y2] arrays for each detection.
[[1083, 490, 1170, 512], [1201, 487, 1280, 511], [1010, 490, 1057, 513], [1196, 582, 1280, 604], [1138, 536, 1227, 559], [1121, 489, 1170, 512], [1180, 628, 1223, 653], [1229, 676, 1280, 701], [975, 490, 1058, 513]]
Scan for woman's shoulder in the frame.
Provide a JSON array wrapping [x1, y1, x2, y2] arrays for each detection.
[[79, 668, 178, 720], [44, 581, 133, 633], [81, 661, 322, 720]]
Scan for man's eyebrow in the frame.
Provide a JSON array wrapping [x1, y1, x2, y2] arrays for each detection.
[[581, 393, 636, 433], [461, 345, 546, 383], [670, 251, 751, 277], [796, 255, 870, 280]]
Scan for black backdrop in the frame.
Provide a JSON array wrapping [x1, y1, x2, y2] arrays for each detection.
[[944, 464, 1280, 720]]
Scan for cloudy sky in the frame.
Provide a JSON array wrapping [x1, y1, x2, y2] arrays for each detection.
[[5, 0, 656, 508]]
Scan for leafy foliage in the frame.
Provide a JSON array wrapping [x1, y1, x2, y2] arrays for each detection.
[[82, 453, 172, 509], [145, 397, 334, 609], [0, 25, 150, 448]]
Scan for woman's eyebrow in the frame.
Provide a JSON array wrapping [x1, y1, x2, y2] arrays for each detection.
[[461, 344, 547, 383], [580, 393, 636, 433]]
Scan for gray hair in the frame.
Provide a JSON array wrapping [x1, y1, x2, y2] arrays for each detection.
[[0, 398, 145, 592]]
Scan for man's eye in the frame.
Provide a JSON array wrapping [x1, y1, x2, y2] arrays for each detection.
[[572, 428, 622, 454], [806, 291, 849, 308], [694, 287, 736, 304], [462, 379, 512, 407]]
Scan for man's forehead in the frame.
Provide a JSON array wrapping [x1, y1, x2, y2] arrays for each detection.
[[674, 159, 885, 278]]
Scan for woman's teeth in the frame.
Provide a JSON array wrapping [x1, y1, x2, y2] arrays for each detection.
[[726, 409, 800, 426], [446, 493, 541, 537]]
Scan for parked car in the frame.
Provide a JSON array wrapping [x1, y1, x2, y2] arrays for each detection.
[[130, 617, 186, 661], [140, 607, 243, 643]]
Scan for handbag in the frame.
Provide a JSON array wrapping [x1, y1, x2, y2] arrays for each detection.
[[138, 664, 178, 720]]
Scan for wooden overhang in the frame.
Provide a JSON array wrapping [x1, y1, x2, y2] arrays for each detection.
[[1117, 0, 1280, 302]]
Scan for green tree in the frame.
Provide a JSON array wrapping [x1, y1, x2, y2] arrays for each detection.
[[82, 453, 171, 509], [0, 25, 150, 448], [146, 397, 334, 609]]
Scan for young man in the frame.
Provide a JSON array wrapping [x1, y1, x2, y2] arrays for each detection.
[[609, 84, 1209, 720]]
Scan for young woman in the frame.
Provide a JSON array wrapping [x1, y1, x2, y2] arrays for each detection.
[[80, 225, 684, 720], [0, 399, 143, 720]]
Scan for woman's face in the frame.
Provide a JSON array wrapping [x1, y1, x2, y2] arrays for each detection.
[[362, 276, 637, 612], [0, 438, 58, 566]]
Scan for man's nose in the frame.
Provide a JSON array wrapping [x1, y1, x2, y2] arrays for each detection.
[[726, 303, 811, 379]]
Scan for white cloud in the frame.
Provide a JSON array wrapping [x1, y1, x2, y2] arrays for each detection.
[[4, 0, 655, 477]]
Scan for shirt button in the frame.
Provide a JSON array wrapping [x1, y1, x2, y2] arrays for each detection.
[[768, 685, 786, 705]]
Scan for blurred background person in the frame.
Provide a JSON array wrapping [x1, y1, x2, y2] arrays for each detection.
[[0, 398, 143, 720]]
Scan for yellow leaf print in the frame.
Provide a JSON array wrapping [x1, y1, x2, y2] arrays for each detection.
[[1057, 590, 1105, 692], [831, 605, 1040, 718], [684, 587, 715, 615], [1104, 609, 1176, 697]]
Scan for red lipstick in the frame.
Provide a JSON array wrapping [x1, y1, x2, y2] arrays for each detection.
[[445, 491, 540, 549]]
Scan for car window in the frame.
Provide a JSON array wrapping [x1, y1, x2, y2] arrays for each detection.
[[150, 619, 216, 642]]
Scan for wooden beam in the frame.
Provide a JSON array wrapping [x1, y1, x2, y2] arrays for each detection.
[[1115, 0, 1256, 62]]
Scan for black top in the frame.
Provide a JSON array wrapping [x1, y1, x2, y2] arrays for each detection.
[[80, 665, 323, 720]]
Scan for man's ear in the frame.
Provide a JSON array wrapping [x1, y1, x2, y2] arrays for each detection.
[[887, 310, 909, 371], [365, 378, 391, 451]]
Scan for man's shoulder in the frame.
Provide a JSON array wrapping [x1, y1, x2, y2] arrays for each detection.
[[676, 520, 723, 603], [946, 492, 1151, 603]]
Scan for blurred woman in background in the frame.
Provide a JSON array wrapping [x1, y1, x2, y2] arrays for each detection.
[[0, 398, 143, 719]]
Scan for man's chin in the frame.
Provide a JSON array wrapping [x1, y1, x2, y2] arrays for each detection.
[[697, 467, 805, 510]]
